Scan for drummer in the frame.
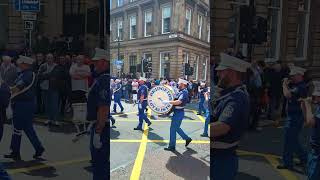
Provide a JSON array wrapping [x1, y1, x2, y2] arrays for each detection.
[[162, 78, 192, 151], [134, 77, 152, 131]]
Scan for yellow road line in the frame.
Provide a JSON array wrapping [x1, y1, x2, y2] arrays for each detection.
[[7, 157, 90, 175], [116, 119, 202, 123], [192, 110, 205, 123], [263, 155, 299, 180], [130, 109, 151, 180], [113, 111, 138, 117], [110, 139, 210, 144]]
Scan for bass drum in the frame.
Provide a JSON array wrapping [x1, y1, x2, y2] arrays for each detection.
[[147, 85, 175, 114]]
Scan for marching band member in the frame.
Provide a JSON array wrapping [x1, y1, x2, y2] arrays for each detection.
[[300, 81, 320, 180], [277, 65, 308, 170], [162, 78, 192, 151], [134, 77, 152, 131], [0, 78, 11, 179], [198, 82, 208, 115], [87, 48, 109, 180], [210, 53, 250, 180], [201, 87, 210, 137], [113, 79, 124, 113], [4, 56, 45, 161]]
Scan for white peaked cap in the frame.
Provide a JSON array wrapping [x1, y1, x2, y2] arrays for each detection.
[[216, 53, 251, 73], [16, 55, 34, 65], [289, 66, 306, 76], [178, 78, 188, 85], [312, 81, 320, 96], [115, 79, 121, 83], [139, 77, 147, 82], [92, 48, 108, 61]]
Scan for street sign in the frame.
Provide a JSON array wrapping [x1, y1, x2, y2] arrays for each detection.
[[114, 60, 123, 66], [24, 21, 33, 30], [21, 12, 37, 20], [15, 0, 41, 12]]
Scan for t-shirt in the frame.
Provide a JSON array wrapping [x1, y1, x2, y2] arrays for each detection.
[[69, 64, 90, 92], [132, 82, 139, 91]]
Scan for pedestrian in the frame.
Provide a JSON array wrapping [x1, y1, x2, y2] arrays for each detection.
[[86, 48, 109, 180], [277, 65, 308, 170], [300, 81, 320, 180], [113, 79, 124, 113], [162, 78, 193, 151], [0, 55, 17, 86], [198, 82, 208, 115], [201, 88, 210, 137], [4, 56, 45, 161], [69, 55, 91, 104], [132, 79, 139, 104], [0, 79, 11, 180], [134, 77, 152, 131], [210, 53, 251, 180]]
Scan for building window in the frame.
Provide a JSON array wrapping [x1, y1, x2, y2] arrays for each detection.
[[144, 10, 152, 37], [129, 55, 137, 73], [129, 16, 137, 39], [207, 23, 210, 42], [202, 58, 208, 80], [160, 52, 171, 78], [198, 14, 203, 39], [266, 0, 282, 61], [161, 5, 171, 34], [185, 7, 192, 35], [296, 0, 311, 59], [194, 56, 199, 80], [117, 0, 124, 7], [117, 19, 123, 41]]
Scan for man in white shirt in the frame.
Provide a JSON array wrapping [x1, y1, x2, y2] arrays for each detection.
[[69, 55, 91, 103]]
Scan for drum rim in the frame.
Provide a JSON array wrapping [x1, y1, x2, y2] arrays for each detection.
[[147, 85, 174, 114]]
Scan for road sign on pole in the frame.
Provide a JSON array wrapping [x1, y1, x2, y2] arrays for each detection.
[[21, 12, 37, 20], [16, 0, 41, 12]]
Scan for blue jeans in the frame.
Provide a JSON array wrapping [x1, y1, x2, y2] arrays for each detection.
[[137, 101, 151, 129], [169, 110, 190, 148], [41, 90, 48, 116], [90, 124, 109, 180], [113, 93, 124, 112], [203, 109, 210, 135], [0, 162, 10, 180], [10, 101, 43, 153], [282, 120, 307, 167], [307, 149, 320, 180], [47, 90, 61, 122], [198, 98, 206, 114], [123, 89, 129, 101], [211, 152, 238, 180]]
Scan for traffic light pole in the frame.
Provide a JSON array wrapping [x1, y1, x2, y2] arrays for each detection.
[[99, 0, 105, 48]]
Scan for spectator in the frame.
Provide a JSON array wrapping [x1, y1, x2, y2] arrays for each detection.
[[0, 55, 17, 86], [38, 53, 56, 124], [69, 55, 91, 104]]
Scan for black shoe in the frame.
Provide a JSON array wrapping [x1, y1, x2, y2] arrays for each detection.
[[147, 122, 152, 127], [33, 147, 45, 159], [277, 165, 293, 170], [200, 134, 209, 137], [133, 127, 143, 131], [4, 152, 21, 161], [185, 138, 192, 147], [164, 147, 176, 152], [121, 109, 124, 113], [197, 113, 201, 115]]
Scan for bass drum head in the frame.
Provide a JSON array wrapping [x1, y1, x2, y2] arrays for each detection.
[[147, 85, 174, 114]]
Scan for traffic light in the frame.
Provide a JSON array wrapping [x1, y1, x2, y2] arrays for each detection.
[[189, 67, 194, 75], [147, 62, 152, 72], [137, 64, 141, 72], [143, 59, 148, 72], [185, 63, 190, 75]]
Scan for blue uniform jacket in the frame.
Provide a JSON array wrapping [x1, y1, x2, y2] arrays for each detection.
[[11, 69, 35, 102], [311, 104, 320, 149], [174, 88, 189, 110], [87, 71, 110, 121], [213, 85, 250, 152], [137, 85, 148, 102]]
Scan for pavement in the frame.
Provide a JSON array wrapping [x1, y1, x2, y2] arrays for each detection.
[[0, 99, 310, 180], [110, 100, 309, 180]]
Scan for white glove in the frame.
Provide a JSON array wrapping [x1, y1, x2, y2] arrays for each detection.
[[162, 100, 170, 104], [138, 103, 142, 109], [93, 132, 102, 149]]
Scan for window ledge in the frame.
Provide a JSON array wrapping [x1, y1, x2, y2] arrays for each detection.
[[293, 57, 307, 61]]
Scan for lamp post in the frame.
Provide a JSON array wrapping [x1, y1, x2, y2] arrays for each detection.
[[99, 0, 105, 48]]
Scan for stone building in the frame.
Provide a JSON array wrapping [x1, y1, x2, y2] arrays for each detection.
[[110, 0, 210, 81], [0, 0, 108, 55], [211, 0, 320, 77]]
